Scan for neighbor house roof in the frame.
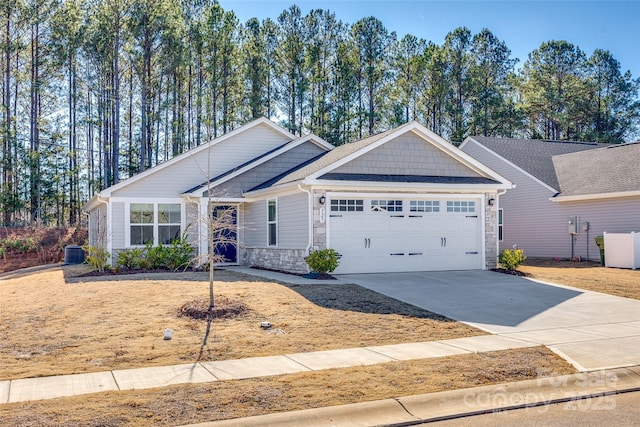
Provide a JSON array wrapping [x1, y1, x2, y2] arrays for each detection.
[[552, 141, 640, 199], [468, 136, 601, 190]]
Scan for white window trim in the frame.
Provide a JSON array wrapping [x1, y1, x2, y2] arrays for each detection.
[[124, 199, 185, 247], [498, 208, 504, 242], [267, 198, 277, 246]]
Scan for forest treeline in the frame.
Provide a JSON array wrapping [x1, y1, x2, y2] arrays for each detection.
[[1, 0, 639, 226]]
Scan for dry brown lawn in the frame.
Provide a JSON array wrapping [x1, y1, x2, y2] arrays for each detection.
[[0, 265, 483, 380], [0, 347, 573, 427], [520, 259, 640, 300], [0, 265, 578, 425]]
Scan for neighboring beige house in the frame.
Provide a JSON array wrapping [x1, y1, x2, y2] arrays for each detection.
[[84, 119, 511, 274], [460, 137, 640, 261]]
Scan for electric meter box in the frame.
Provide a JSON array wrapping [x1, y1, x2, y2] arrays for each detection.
[[568, 216, 579, 235]]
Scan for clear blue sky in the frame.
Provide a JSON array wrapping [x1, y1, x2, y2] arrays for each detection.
[[218, 0, 640, 77]]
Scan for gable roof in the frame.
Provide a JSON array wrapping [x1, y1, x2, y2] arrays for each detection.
[[552, 141, 640, 199], [96, 117, 297, 199], [247, 121, 511, 194], [466, 136, 602, 190], [269, 126, 400, 186], [83, 118, 332, 210], [182, 134, 333, 196]]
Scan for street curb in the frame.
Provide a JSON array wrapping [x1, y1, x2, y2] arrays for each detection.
[[182, 366, 640, 427]]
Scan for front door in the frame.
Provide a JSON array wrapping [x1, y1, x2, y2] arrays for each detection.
[[211, 205, 237, 263]]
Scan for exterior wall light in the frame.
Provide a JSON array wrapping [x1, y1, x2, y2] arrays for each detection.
[[319, 196, 326, 205], [488, 197, 495, 206]]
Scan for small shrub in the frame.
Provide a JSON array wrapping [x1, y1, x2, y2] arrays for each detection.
[[305, 248, 340, 274], [83, 245, 110, 272], [144, 242, 167, 269], [116, 248, 144, 270], [1, 236, 40, 254], [499, 249, 527, 271], [164, 234, 194, 271]]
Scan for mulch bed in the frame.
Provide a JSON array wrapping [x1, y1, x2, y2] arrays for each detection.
[[251, 266, 336, 280], [491, 268, 529, 276], [177, 296, 249, 321]]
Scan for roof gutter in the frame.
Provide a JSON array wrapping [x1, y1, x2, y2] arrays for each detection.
[[550, 190, 640, 203]]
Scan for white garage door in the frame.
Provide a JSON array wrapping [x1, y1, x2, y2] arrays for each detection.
[[328, 196, 483, 274]]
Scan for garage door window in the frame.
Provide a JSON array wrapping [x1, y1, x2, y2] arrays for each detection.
[[371, 200, 403, 212], [331, 199, 364, 212], [446, 201, 475, 213], [410, 200, 440, 212]]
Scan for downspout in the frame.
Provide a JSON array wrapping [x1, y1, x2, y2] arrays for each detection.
[[298, 184, 314, 254]]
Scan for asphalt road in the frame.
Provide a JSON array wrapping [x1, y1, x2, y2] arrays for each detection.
[[425, 390, 640, 426]]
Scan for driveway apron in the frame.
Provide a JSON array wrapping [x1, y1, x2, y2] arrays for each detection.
[[338, 270, 640, 371]]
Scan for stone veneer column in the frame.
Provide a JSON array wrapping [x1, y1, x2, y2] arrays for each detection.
[[484, 192, 498, 269], [312, 189, 328, 250]]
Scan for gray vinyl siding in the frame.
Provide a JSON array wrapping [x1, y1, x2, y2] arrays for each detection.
[[278, 192, 309, 248], [111, 202, 126, 250], [204, 141, 326, 197], [554, 197, 640, 261], [88, 205, 107, 248], [112, 124, 290, 197], [462, 139, 640, 260], [333, 132, 481, 177], [243, 200, 267, 247], [185, 202, 199, 246]]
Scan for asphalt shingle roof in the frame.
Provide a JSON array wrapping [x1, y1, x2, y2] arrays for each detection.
[[552, 142, 640, 197], [470, 136, 601, 190]]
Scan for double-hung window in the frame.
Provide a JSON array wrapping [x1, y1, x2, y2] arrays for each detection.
[[130, 203, 154, 245], [498, 208, 504, 241], [129, 203, 182, 246], [158, 204, 182, 244], [267, 199, 277, 246]]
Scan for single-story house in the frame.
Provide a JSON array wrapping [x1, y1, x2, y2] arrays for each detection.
[[84, 118, 512, 274], [460, 136, 640, 261]]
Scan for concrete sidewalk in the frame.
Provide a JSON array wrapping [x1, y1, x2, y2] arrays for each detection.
[[184, 366, 640, 427], [0, 334, 538, 404]]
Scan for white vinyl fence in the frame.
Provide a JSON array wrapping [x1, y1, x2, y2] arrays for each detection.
[[603, 231, 640, 270]]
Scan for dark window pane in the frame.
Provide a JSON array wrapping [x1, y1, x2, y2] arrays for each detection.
[[268, 223, 277, 246], [268, 200, 277, 221], [131, 225, 153, 245], [159, 225, 181, 244]]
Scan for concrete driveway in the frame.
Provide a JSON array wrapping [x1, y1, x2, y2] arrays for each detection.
[[338, 270, 640, 371]]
